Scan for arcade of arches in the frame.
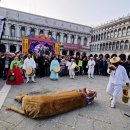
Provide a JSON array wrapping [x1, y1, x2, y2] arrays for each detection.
[[90, 40, 130, 52], [0, 44, 22, 53]]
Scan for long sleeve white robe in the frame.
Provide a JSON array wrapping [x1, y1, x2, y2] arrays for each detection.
[[106, 65, 130, 106], [87, 60, 95, 78]]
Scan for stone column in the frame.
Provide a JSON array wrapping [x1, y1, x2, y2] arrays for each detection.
[[5, 22, 10, 37], [52, 31, 56, 39], [16, 24, 20, 38], [44, 30, 48, 37], [67, 34, 71, 43], [60, 32, 64, 43], [16, 44, 20, 52], [74, 35, 78, 44], [6, 44, 9, 52], [26, 27, 30, 36], [81, 36, 84, 45], [35, 28, 39, 35]]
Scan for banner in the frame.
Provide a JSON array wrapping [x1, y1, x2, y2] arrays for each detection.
[[22, 38, 28, 54], [0, 16, 5, 39], [54, 42, 60, 55]]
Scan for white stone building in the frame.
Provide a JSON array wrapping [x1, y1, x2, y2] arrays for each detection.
[[90, 16, 130, 57], [0, 7, 92, 56]]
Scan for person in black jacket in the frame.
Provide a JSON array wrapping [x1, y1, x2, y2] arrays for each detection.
[[2, 53, 12, 80], [38, 54, 46, 78], [0, 52, 3, 78]]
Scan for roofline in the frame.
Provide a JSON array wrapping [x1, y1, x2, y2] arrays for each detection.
[[0, 6, 92, 29]]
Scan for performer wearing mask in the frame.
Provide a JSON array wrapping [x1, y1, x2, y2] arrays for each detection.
[[106, 57, 130, 108], [87, 57, 95, 78], [50, 56, 60, 80], [6, 56, 24, 85], [23, 54, 36, 83]]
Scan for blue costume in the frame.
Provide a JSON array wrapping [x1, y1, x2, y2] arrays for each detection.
[[50, 59, 60, 80]]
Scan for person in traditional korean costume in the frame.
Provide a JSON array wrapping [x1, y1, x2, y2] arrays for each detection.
[[50, 56, 60, 80], [6, 56, 24, 85], [106, 57, 130, 108], [23, 54, 36, 83], [87, 57, 96, 78]]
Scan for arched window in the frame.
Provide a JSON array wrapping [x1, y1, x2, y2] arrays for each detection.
[[96, 35, 98, 41], [21, 27, 25, 37], [104, 32, 106, 40], [91, 36, 93, 42], [118, 29, 122, 37], [63, 34, 67, 43], [120, 41, 124, 50], [56, 33, 60, 41], [107, 32, 110, 39], [116, 42, 120, 50], [10, 25, 15, 37], [122, 28, 126, 36], [93, 35, 95, 41], [100, 44, 102, 51], [106, 43, 108, 50], [114, 30, 118, 38], [102, 43, 105, 51], [10, 45, 16, 53], [111, 31, 114, 38], [98, 34, 100, 41], [101, 33, 103, 40], [48, 31, 52, 38], [77, 37, 81, 44], [124, 40, 129, 50], [127, 27, 130, 36], [71, 35, 74, 44], [109, 43, 112, 50], [84, 37, 87, 46], [39, 30, 44, 35], [30, 28, 35, 36], [0, 44, 6, 53], [97, 44, 100, 51], [112, 42, 115, 50]]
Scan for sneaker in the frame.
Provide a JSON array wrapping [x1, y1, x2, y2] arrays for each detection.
[[110, 97, 113, 101], [111, 102, 115, 108], [32, 80, 36, 83], [91, 77, 94, 79], [26, 80, 29, 83]]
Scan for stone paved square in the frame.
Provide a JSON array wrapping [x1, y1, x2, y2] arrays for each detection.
[[0, 76, 130, 130]]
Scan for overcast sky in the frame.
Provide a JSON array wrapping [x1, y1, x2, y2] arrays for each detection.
[[0, 0, 130, 27]]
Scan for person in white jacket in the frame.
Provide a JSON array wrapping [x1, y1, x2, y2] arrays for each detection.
[[23, 54, 36, 83], [106, 57, 129, 108], [87, 57, 96, 78]]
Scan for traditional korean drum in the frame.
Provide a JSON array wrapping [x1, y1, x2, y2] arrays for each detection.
[[70, 62, 77, 69], [54, 66, 60, 73], [122, 85, 130, 103], [26, 67, 35, 76], [8, 73, 16, 82]]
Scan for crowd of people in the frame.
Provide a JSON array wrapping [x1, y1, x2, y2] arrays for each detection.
[[0, 51, 130, 85]]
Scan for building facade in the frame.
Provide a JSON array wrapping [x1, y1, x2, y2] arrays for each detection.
[[0, 7, 92, 56], [90, 16, 130, 57]]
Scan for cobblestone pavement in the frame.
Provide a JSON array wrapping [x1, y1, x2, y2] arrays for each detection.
[[0, 76, 130, 130]]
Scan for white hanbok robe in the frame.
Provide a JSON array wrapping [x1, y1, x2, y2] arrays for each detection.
[[87, 60, 95, 78], [106, 65, 130, 106], [23, 58, 36, 79], [68, 61, 75, 78]]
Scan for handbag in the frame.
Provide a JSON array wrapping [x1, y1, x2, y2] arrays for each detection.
[[8, 72, 16, 82]]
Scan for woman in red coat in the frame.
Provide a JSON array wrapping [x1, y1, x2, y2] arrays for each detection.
[[6, 56, 24, 85]]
